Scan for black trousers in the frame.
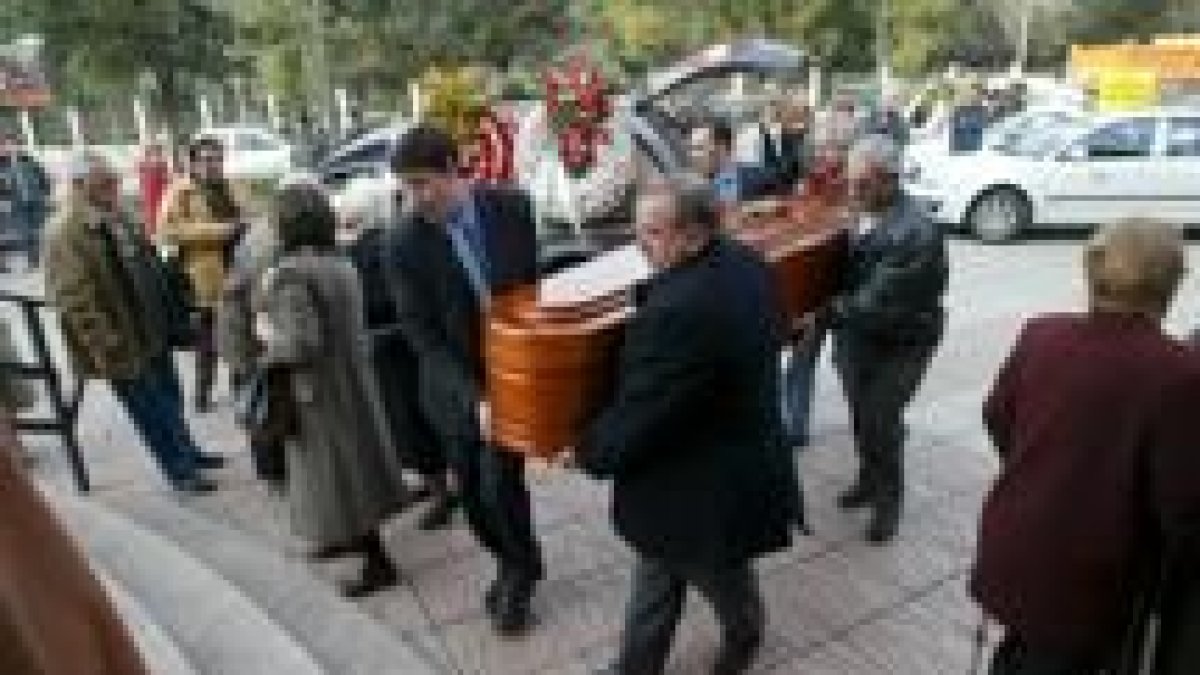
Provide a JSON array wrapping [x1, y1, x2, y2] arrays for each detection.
[[990, 635, 1106, 675], [833, 332, 937, 507], [450, 439, 543, 582], [613, 557, 764, 675], [193, 308, 218, 405]]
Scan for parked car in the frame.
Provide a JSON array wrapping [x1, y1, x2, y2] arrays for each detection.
[[314, 125, 410, 225], [904, 106, 1086, 186], [906, 108, 1200, 242], [191, 126, 294, 180]]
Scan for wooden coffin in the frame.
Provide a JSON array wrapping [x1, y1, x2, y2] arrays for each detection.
[[486, 196, 848, 458]]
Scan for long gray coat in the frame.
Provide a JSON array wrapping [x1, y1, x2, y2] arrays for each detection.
[[255, 250, 409, 546]]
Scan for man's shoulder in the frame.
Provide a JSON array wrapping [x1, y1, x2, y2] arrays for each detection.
[[473, 183, 532, 209]]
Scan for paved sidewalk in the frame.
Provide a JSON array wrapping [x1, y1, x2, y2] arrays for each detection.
[[16, 240, 1200, 674]]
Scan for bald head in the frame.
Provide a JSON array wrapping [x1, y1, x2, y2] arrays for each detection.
[[66, 152, 121, 211]]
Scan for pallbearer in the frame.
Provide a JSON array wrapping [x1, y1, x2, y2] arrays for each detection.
[[386, 126, 544, 635], [572, 182, 803, 675]]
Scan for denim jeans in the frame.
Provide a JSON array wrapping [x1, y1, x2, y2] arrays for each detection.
[[781, 327, 826, 448], [110, 354, 205, 484]]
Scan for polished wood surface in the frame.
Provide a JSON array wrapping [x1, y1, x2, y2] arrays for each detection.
[[486, 195, 848, 457]]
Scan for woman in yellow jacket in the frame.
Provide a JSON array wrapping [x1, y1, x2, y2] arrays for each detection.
[[157, 137, 254, 412]]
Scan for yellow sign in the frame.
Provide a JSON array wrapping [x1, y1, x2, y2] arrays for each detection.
[[1071, 43, 1200, 81], [1093, 70, 1160, 112]]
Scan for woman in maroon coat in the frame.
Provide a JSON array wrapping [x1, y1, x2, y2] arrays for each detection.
[[972, 219, 1200, 675]]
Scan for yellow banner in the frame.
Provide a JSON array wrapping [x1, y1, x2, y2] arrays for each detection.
[[1093, 69, 1160, 112]]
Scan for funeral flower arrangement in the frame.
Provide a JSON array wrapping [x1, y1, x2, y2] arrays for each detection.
[[543, 53, 612, 178]]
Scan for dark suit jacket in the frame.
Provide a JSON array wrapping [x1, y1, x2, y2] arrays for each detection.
[[760, 126, 809, 191], [347, 227, 442, 475], [385, 186, 538, 447], [972, 313, 1200, 656], [832, 195, 948, 347], [731, 163, 778, 203], [578, 238, 800, 568]]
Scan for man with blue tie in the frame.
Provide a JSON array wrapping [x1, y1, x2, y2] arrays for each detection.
[[385, 126, 543, 634], [689, 120, 777, 208]]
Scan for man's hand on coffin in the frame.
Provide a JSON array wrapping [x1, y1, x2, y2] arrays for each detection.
[[478, 401, 492, 442]]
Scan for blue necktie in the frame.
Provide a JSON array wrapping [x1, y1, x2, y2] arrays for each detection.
[[448, 203, 490, 302]]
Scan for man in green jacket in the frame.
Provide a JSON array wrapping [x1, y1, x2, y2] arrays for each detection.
[[43, 153, 224, 493]]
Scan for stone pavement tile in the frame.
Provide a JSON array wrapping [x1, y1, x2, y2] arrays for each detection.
[[831, 537, 964, 598], [402, 517, 633, 626], [358, 582, 442, 634], [834, 583, 979, 675], [665, 625, 797, 675], [387, 514, 493, 571], [437, 568, 633, 675], [766, 637, 881, 674], [759, 547, 901, 654], [903, 498, 983, 557], [397, 545, 492, 625]]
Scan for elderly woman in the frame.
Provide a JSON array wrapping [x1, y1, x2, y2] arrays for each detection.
[[254, 183, 413, 598], [972, 219, 1200, 674]]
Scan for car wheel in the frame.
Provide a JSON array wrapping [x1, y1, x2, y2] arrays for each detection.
[[967, 188, 1030, 244]]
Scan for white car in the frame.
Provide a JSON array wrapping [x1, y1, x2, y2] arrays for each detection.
[[903, 106, 1085, 186], [906, 108, 1200, 242], [192, 126, 294, 180]]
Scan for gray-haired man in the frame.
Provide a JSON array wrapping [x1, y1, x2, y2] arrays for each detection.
[[829, 135, 948, 544]]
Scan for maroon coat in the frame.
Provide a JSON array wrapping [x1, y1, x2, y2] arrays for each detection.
[[972, 312, 1200, 657]]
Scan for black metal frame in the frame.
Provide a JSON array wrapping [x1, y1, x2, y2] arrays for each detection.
[[0, 290, 89, 492]]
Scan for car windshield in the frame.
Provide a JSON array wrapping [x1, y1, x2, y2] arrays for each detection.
[[999, 122, 1087, 157], [989, 113, 1081, 151]]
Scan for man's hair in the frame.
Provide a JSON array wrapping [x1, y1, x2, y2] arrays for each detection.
[[272, 183, 338, 253], [1085, 219, 1186, 317], [847, 134, 901, 177], [701, 119, 736, 150], [188, 136, 224, 162], [391, 124, 458, 174], [644, 178, 721, 238]]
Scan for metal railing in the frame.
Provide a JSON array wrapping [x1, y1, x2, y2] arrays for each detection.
[[0, 290, 89, 492]]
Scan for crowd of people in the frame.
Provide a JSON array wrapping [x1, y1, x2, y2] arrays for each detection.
[[0, 87, 1192, 675]]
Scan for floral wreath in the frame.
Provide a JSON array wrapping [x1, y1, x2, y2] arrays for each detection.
[[543, 52, 612, 178]]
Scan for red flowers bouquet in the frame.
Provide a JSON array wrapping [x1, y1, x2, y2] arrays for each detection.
[[544, 54, 612, 178]]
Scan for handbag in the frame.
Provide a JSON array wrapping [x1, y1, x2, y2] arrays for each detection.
[[234, 365, 299, 445], [233, 269, 328, 445]]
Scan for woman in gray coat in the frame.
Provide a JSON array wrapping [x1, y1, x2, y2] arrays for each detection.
[[254, 184, 412, 598]]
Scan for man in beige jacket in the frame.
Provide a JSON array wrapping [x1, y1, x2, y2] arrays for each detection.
[[157, 137, 254, 412]]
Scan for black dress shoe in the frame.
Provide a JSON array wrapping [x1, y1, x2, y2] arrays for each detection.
[[713, 636, 763, 675], [342, 562, 399, 599], [193, 454, 228, 471], [866, 503, 901, 545], [485, 577, 504, 616], [171, 476, 218, 494], [309, 541, 364, 562], [492, 595, 536, 636], [418, 494, 459, 531], [837, 482, 875, 511]]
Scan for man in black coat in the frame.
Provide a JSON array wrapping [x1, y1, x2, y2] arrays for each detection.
[[576, 182, 802, 674], [759, 100, 811, 192], [690, 120, 777, 207], [830, 135, 948, 544], [385, 126, 543, 634]]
